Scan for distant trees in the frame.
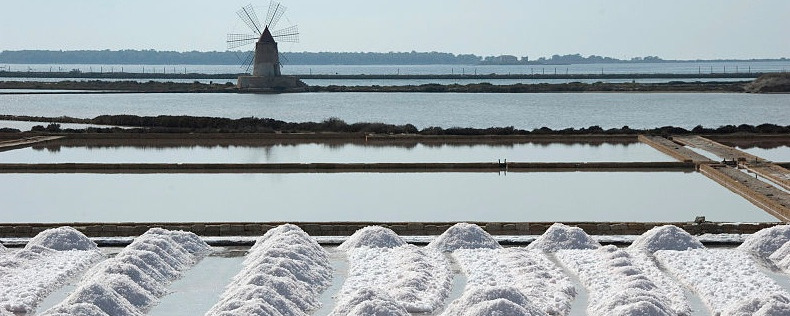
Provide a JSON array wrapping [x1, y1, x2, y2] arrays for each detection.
[[4, 114, 788, 136], [0, 50, 677, 66], [0, 50, 483, 65]]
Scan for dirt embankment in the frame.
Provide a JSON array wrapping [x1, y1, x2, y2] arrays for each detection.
[[744, 73, 790, 93], [0, 80, 747, 93]]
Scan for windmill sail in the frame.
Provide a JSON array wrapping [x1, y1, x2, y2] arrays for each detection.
[[237, 4, 263, 35]]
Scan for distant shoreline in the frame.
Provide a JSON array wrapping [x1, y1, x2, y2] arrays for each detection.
[[0, 71, 766, 81], [0, 80, 749, 94]]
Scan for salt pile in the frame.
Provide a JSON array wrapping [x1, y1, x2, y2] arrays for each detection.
[[626, 250, 691, 314], [527, 223, 600, 252], [330, 288, 410, 316], [441, 286, 548, 316], [769, 241, 790, 272], [427, 223, 501, 252], [721, 293, 790, 316], [42, 228, 210, 316], [738, 225, 790, 259], [629, 225, 703, 253], [452, 248, 575, 315], [336, 244, 451, 313], [338, 226, 406, 250], [656, 248, 790, 314], [0, 227, 103, 314], [557, 245, 680, 315], [207, 224, 331, 316]]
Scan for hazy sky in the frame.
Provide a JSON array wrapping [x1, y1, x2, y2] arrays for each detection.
[[1, 0, 788, 59]]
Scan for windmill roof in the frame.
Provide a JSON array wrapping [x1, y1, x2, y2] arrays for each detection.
[[259, 27, 276, 43]]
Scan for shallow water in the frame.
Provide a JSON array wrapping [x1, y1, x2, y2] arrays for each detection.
[[6, 61, 789, 75], [0, 120, 124, 131], [738, 146, 790, 162], [1, 92, 788, 130], [0, 142, 674, 163], [149, 254, 245, 316], [0, 172, 775, 223]]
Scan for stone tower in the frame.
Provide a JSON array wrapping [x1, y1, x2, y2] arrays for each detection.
[[251, 27, 281, 77]]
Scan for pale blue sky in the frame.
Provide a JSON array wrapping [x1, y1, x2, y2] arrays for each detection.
[[0, 0, 787, 59]]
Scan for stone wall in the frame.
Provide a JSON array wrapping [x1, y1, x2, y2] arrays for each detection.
[[0, 221, 779, 239]]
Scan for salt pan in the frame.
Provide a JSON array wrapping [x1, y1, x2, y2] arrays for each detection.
[[527, 223, 600, 252], [428, 223, 500, 252]]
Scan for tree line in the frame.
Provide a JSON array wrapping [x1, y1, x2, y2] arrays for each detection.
[[2, 114, 788, 136], [2, 50, 784, 66]]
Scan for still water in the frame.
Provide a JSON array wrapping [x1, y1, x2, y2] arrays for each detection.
[[0, 172, 775, 223], [737, 146, 790, 162], [0, 77, 751, 86], [5, 61, 789, 75], [1, 93, 787, 129], [0, 141, 673, 163]]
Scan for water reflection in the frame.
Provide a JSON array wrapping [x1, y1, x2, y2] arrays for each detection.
[[1, 139, 677, 163], [0, 172, 775, 223]]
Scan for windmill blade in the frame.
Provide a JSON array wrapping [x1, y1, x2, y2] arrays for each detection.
[[226, 34, 259, 50], [242, 51, 255, 73], [265, 1, 287, 29], [272, 25, 299, 43], [237, 4, 263, 35], [279, 52, 290, 65], [234, 50, 255, 73]]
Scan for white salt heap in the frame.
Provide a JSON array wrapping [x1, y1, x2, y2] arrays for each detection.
[[557, 245, 681, 315], [338, 226, 406, 250], [330, 288, 410, 316], [336, 244, 451, 313], [769, 240, 790, 272], [629, 225, 703, 253], [452, 248, 575, 315], [27, 226, 99, 251], [626, 250, 691, 315], [720, 293, 790, 316], [42, 228, 210, 316], [427, 223, 501, 252], [207, 224, 332, 316], [738, 225, 790, 259], [441, 286, 549, 316], [0, 227, 103, 314], [656, 248, 790, 315], [527, 223, 600, 252]]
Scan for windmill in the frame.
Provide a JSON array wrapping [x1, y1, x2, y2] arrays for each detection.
[[228, 2, 306, 91]]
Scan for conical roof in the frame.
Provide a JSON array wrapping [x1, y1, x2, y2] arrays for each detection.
[[259, 26, 276, 43]]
